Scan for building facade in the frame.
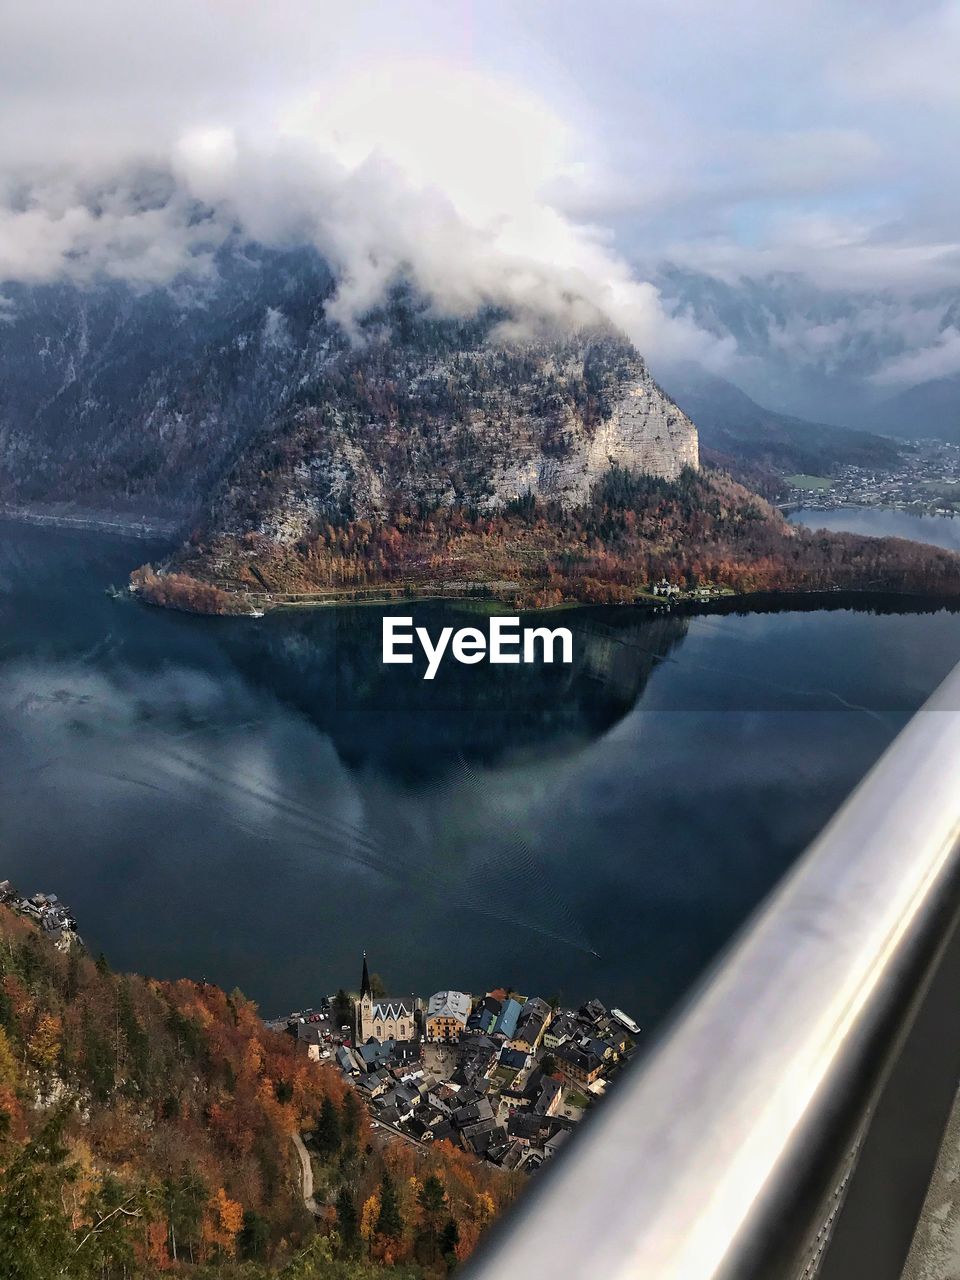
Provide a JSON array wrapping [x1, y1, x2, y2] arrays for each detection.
[[356, 953, 418, 1043], [425, 990, 471, 1042]]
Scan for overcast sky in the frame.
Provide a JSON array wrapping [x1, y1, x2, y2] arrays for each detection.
[[2, 1, 959, 379]]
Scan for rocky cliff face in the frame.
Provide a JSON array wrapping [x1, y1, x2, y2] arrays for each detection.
[[0, 245, 698, 533], [225, 331, 700, 545], [487, 367, 698, 512]]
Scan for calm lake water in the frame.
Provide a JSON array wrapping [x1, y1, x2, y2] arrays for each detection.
[[3, 519, 960, 1027], [789, 505, 960, 551]]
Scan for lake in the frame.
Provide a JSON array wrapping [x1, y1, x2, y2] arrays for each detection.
[[789, 505, 960, 551], [3, 519, 960, 1028]]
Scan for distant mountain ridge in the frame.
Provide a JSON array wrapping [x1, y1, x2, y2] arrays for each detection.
[[872, 374, 960, 443], [654, 265, 960, 439], [658, 364, 901, 476]]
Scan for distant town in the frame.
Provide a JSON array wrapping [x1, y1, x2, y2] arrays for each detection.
[[783, 438, 960, 514], [267, 954, 641, 1175]]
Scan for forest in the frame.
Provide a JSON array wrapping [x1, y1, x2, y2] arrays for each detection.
[[0, 908, 517, 1278], [147, 466, 960, 615]]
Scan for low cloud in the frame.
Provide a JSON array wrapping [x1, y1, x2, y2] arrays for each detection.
[[3, 1, 960, 390], [0, 61, 730, 368], [873, 327, 960, 387]]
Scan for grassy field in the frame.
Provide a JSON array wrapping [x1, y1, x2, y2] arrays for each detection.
[[785, 474, 834, 491], [565, 1089, 592, 1109]]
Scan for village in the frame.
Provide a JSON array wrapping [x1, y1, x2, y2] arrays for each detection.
[[1, 879, 638, 1175], [783, 437, 960, 515], [0, 879, 80, 949], [268, 955, 641, 1175]]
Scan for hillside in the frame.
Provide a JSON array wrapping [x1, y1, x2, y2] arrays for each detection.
[[0, 905, 515, 1278], [0, 247, 695, 526], [659, 364, 902, 476], [875, 374, 960, 443], [142, 466, 960, 615], [7, 247, 959, 617]]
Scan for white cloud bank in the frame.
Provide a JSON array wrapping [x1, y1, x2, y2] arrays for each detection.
[[872, 328, 960, 387], [0, 51, 731, 367], [2, 0, 960, 387]]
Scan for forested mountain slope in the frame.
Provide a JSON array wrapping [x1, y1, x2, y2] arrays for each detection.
[[0, 906, 514, 1278], [144, 466, 960, 616], [0, 247, 695, 526]]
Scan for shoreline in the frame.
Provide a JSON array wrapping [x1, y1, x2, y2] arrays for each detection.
[[131, 579, 960, 622], [0, 504, 183, 540]]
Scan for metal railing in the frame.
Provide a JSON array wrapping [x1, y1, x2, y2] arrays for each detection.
[[467, 663, 960, 1280]]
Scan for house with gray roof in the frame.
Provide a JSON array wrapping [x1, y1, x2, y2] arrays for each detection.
[[425, 990, 472, 1042]]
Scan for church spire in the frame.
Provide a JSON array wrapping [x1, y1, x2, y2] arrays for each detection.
[[360, 951, 371, 1001]]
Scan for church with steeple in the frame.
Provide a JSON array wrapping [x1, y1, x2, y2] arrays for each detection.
[[356, 953, 418, 1043]]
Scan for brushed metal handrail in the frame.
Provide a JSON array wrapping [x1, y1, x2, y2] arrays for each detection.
[[467, 663, 960, 1280]]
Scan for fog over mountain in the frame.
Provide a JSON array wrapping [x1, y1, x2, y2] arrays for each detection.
[[2, 2, 960, 440], [651, 268, 960, 436]]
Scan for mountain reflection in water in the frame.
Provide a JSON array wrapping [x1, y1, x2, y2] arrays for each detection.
[[3, 520, 960, 1025]]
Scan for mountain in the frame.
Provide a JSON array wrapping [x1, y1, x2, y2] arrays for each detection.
[[658, 364, 902, 475], [0, 247, 337, 518], [0, 903, 511, 1277], [874, 374, 960, 443], [4, 246, 960, 616], [0, 244, 696, 527], [146, 466, 960, 616], [654, 265, 960, 435]]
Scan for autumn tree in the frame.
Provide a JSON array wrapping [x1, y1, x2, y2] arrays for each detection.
[[27, 1012, 61, 1074], [360, 1190, 380, 1253], [0, 1027, 18, 1088], [201, 1185, 244, 1260]]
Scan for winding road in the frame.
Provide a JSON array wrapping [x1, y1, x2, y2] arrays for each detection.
[[291, 1133, 320, 1216]]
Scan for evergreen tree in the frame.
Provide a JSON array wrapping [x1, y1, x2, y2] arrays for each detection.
[[441, 1217, 461, 1271], [82, 1021, 114, 1102], [375, 1171, 403, 1240], [0, 1116, 76, 1280], [163, 1167, 208, 1265], [341, 1089, 361, 1148], [117, 976, 149, 1088], [239, 1208, 271, 1260], [416, 1174, 448, 1263], [333, 988, 353, 1033], [336, 1184, 359, 1252], [315, 1093, 342, 1158], [65, 943, 82, 1002], [80, 1174, 139, 1277], [418, 1173, 447, 1216]]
